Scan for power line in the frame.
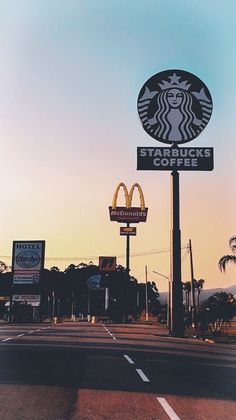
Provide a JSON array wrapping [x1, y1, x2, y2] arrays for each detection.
[[0, 244, 188, 263]]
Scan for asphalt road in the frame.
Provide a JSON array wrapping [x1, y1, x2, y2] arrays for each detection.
[[0, 321, 235, 420]]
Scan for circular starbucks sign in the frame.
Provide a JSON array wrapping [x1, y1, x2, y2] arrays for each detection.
[[137, 69, 213, 145]]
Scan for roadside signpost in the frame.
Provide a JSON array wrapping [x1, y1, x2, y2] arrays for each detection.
[[120, 227, 137, 236], [137, 69, 213, 337], [12, 240, 45, 285], [87, 275, 103, 290], [10, 240, 45, 323], [99, 256, 116, 272], [109, 183, 147, 272]]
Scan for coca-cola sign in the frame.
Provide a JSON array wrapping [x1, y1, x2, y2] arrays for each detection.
[[16, 251, 40, 268]]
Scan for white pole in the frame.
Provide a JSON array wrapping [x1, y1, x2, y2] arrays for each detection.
[[105, 288, 109, 314], [52, 291, 55, 319], [153, 271, 170, 329], [145, 265, 149, 321]]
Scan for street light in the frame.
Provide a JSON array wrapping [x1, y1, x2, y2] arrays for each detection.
[[153, 270, 170, 330]]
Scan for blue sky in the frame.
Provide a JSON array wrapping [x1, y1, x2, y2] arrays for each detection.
[[0, 1, 235, 291]]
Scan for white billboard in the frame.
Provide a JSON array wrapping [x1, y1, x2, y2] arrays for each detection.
[[12, 241, 45, 285]]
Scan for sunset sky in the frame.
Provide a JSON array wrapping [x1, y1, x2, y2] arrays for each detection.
[[0, 1, 235, 292]]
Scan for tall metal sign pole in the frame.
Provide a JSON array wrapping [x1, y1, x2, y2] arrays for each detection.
[[109, 182, 148, 273], [137, 69, 213, 337], [170, 169, 183, 335], [126, 222, 130, 272]]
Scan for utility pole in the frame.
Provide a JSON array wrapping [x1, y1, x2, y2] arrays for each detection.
[[189, 239, 196, 327]]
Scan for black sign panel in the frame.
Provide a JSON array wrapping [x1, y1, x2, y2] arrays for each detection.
[[109, 206, 148, 223], [120, 227, 137, 236], [137, 147, 214, 171], [137, 69, 213, 145]]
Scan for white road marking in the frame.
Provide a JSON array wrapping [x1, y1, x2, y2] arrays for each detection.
[[2, 338, 13, 342], [28, 330, 34, 334], [136, 369, 150, 382], [102, 324, 117, 340], [124, 354, 135, 364], [17, 334, 24, 337], [157, 398, 181, 420], [36, 329, 41, 331]]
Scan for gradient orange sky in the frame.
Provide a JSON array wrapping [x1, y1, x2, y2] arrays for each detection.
[[0, 1, 235, 292]]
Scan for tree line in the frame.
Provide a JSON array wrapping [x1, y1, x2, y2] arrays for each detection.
[[0, 262, 161, 323], [0, 234, 235, 332]]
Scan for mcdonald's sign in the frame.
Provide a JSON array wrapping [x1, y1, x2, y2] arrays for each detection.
[[109, 183, 148, 223]]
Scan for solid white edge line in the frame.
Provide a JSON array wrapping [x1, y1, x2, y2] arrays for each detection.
[[136, 369, 150, 382], [2, 338, 13, 342], [157, 398, 181, 420], [123, 354, 135, 364]]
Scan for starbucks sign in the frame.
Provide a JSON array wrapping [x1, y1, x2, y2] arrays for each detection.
[[137, 69, 213, 145]]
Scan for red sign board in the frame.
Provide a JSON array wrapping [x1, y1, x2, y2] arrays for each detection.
[[109, 206, 148, 223], [99, 256, 116, 272], [120, 227, 137, 236]]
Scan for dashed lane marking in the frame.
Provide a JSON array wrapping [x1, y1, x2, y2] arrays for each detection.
[[123, 355, 135, 364], [17, 334, 25, 337], [2, 338, 13, 342], [157, 398, 181, 420], [136, 368, 150, 383]]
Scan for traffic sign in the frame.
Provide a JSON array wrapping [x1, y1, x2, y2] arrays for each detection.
[[99, 256, 116, 272], [87, 275, 102, 290]]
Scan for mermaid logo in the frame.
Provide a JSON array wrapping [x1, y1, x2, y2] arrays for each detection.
[[137, 69, 213, 145], [109, 183, 148, 223]]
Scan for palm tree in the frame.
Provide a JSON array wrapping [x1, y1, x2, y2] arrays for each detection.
[[206, 292, 236, 333], [195, 279, 205, 312], [182, 281, 191, 312], [219, 236, 236, 271]]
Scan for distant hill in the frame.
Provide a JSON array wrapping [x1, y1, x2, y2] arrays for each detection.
[[158, 284, 236, 304]]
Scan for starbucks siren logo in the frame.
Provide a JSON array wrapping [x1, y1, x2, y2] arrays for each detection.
[[137, 69, 213, 145]]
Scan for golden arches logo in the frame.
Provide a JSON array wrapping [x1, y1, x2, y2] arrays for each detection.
[[112, 182, 145, 210]]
